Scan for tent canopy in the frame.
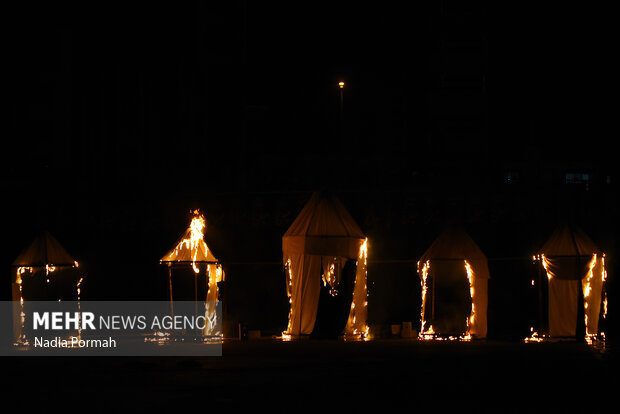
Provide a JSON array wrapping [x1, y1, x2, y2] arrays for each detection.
[[539, 225, 600, 258], [161, 212, 219, 263], [282, 191, 365, 259], [419, 227, 490, 280], [12, 231, 76, 268]]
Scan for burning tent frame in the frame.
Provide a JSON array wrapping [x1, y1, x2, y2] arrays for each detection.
[[282, 191, 369, 340], [527, 225, 607, 343], [11, 231, 83, 344], [417, 228, 489, 340], [159, 210, 224, 336]]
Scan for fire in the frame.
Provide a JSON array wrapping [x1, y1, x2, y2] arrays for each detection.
[[77, 278, 83, 297], [530, 252, 608, 344], [359, 238, 368, 260], [583, 254, 598, 338], [188, 212, 207, 273], [160, 209, 224, 337], [283, 238, 369, 340], [322, 260, 337, 295], [419, 260, 430, 336], [464, 260, 475, 328], [13, 261, 82, 346], [284, 258, 294, 336], [345, 238, 369, 340], [540, 254, 552, 280], [418, 260, 474, 341], [163, 210, 208, 273], [420, 325, 435, 340]]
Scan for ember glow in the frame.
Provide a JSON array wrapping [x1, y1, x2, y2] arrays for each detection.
[[583, 254, 597, 335], [418, 260, 430, 336], [344, 238, 369, 340], [524, 327, 544, 343], [283, 258, 294, 336], [540, 254, 552, 280], [465, 260, 475, 329]]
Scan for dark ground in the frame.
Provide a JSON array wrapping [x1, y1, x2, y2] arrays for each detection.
[[4, 338, 618, 411]]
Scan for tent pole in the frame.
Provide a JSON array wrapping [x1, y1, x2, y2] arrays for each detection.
[[431, 268, 435, 324], [168, 266, 174, 318], [537, 262, 543, 334], [195, 266, 199, 325], [298, 269, 303, 337]]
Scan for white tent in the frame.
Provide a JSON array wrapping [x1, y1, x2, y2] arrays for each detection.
[[418, 228, 489, 339], [282, 191, 368, 338], [537, 225, 606, 339]]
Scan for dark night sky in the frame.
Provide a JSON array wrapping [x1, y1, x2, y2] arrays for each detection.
[[3, 2, 617, 336]]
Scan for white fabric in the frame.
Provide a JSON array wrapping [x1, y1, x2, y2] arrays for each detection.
[[285, 254, 322, 335], [471, 275, 488, 338], [548, 278, 580, 337]]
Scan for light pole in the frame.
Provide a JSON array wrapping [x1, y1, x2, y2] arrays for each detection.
[[338, 81, 345, 121]]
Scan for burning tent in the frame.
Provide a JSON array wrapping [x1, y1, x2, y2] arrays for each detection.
[[160, 210, 224, 335], [11, 231, 82, 342], [533, 225, 607, 341], [282, 191, 368, 339], [418, 228, 489, 339]]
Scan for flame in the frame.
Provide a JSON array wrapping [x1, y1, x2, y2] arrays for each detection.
[[359, 238, 368, 260], [322, 259, 338, 295], [529, 253, 608, 344], [15, 266, 31, 285], [419, 326, 435, 340], [464, 260, 475, 329], [419, 260, 430, 336], [418, 261, 474, 341], [345, 238, 369, 339], [164, 210, 208, 273], [284, 258, 294, 336], [541, 254, 552, 280], [583, 254, 598, 337]]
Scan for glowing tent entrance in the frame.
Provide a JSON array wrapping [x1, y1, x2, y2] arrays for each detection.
[[418, 228, 489, 340], [160, 210, 224, 336], [282, 191, 368, 339], [533, 226, 607, 341], [11, 231, 82, 343]]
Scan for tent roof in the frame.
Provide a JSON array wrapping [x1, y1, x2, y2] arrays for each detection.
[[539, 225, 600, 257], [283, 191, 365, 258], [419, 228, 488, 263], [160, 214, 219, 263], [12, 231, 76, 267]]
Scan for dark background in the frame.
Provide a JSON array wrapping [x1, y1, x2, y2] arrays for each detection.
[[3, 2, 617, 339]]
